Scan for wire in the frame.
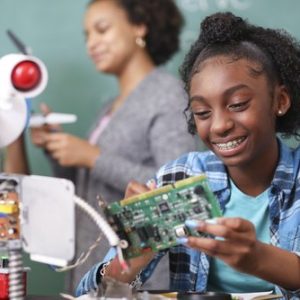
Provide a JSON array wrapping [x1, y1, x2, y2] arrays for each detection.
[[56, 196, 129, 274], [55, 234, 102, 272], [74, 196, 120, 247], [116, 246, 129, 273]]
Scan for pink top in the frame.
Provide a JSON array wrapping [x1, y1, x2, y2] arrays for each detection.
[[88, 114, 112, 145]]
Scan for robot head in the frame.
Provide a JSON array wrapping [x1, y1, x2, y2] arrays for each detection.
[[0, 53, 48, 108], [12, 59, 42, 91], [0, 54, 48, 147]]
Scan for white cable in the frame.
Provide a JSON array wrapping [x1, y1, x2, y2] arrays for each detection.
[[74, 196, 120, 247]]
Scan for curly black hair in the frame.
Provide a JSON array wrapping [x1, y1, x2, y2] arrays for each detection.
[[180, 12, 300, 138], [88, 0, 184, 65]]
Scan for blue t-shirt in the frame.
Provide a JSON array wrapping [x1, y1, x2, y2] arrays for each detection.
[[207, 180, 274, 293]]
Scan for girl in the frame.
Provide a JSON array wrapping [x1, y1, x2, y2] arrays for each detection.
[[77, 12, 300, 298]]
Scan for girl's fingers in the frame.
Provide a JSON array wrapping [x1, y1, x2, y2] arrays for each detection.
[[186, 236, 235, 256], [217, 217, 254, 232], [184, 218, 255, 246], [124, 181, 149, 198], [185, 218, 254, 236]]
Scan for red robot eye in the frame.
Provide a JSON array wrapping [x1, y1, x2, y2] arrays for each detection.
[[11, 60, 41, 91]]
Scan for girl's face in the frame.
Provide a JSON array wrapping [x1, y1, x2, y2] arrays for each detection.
[[189, 56, 279, 170], [84, 0, 145, 75]]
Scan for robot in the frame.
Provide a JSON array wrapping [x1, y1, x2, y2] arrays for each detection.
[[0, 31, 120, 300]]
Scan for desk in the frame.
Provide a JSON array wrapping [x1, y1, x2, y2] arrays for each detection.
[[26, 297, 64, 300]]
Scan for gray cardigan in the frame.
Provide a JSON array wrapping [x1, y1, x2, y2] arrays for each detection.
[[56, 68, 198, 292]]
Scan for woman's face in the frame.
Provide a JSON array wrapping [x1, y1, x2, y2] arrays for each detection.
[[189, 56, 279, 171], [84, 0, 143, 75]]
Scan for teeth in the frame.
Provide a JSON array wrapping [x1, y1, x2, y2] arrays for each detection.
[[215, 137, 245, 150]]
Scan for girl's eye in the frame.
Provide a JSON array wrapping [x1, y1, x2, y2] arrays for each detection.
[[192, 110, 211, 120], [228, 100, 250, 111]]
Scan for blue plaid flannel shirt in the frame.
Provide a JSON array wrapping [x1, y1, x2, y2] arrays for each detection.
[[76, 139, 300, 299]]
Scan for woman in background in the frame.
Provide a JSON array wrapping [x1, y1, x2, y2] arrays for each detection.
[[31, 0, 197, 292]]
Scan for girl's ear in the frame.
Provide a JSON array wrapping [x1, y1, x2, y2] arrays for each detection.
[[275, 85, 291, 117]]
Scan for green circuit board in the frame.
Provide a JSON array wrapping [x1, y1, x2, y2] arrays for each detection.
[[104, 175, 222, 258]]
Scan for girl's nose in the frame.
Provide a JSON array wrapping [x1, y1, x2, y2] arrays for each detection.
[[211, 112, 234, 136]]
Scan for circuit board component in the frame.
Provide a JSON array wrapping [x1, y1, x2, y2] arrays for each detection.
[[104, 175, 222, 258], [0, 179, 21, 241]]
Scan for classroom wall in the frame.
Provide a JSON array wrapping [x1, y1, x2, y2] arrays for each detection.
[[1, 0, 300, 296]]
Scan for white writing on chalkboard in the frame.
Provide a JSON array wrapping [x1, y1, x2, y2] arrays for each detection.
[[179, 0, 252, 12]]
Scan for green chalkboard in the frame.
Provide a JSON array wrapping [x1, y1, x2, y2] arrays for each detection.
[[1, 0, 300, 296], [1, 0, 300, 174]]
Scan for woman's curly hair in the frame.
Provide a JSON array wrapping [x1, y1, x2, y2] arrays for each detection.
[[89, 0, 184, 65], [180, 12, 300, 138]]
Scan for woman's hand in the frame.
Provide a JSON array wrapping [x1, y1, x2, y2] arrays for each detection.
[[44, 132, 100, 168], [185, 217, 261, 274], [30, 103, 61, 148]]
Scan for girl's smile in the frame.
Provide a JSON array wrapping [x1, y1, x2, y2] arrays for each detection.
[[212, 136, 247, 156]]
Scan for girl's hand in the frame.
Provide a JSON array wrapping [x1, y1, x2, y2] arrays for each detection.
[[124, 180, 156, 198], [185, 217, 262, 274], [107, 248, 155, 283], [44, 132, 100, 168], [106, 180, 157, 282]]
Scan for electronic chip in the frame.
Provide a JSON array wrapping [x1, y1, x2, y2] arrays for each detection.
[[158, 201, 170, 213]]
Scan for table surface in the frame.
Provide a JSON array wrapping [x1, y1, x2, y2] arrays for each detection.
[[26, 297, 64, 300]]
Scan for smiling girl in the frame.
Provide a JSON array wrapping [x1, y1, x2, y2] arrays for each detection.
[[76, 12, 300, 298]]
